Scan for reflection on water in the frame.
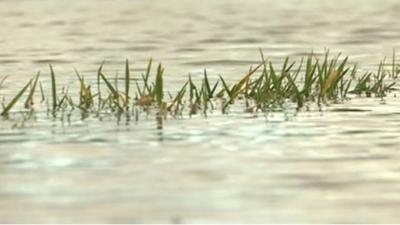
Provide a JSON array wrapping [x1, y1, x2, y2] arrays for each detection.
[[1, 0, 400, 223]]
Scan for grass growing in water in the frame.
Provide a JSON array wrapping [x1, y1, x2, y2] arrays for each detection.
[[0, 51, 399, 123], [1, 79, 32, 117]]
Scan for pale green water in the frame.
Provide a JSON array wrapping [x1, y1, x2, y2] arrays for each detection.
[[1, 0, 400, 223]]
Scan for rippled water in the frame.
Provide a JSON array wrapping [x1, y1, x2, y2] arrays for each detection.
[[2, 0, 400, 223]]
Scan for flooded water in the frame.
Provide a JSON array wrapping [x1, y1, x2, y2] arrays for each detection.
[[2, 0, 400, 223]]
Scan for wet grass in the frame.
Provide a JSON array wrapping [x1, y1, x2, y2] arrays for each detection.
[[0, 51, 399, 124]]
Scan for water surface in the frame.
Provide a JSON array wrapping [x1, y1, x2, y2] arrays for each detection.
[[1, 0, 400, 223]]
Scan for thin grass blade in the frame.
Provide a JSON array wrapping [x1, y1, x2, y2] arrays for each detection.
[[1, 79, 32, 116]]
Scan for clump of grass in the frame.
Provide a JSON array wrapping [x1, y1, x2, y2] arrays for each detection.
[[167, 80, 188, 114], [0, 50, 399, 123], [135, 58, 154, 106], [351, 60, 396, 97], [75, 69, 94, 111]]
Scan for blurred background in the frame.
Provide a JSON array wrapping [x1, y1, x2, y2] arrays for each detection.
[[1, 0, 400, 80]]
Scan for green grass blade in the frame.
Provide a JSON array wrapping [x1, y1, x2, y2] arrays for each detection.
[[219, 75, 231, 98], [167, 81, 188, 111], [125, 59, 130, 105], [24, 71, 40, 109], [1, 79, 32, 116], [100, 72, 119, 99], [211, 80, 219, 97], [154, 63, 164, 106], [49, 64, 57, 111], [97, 61, 105, 109], [135, 80, 143, 98], [39, 81, 45, 102], [143, 58, 153, 94], [203, 69, 212, 98]]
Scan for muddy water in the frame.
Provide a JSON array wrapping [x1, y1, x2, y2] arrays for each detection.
[[1, 0, 400, 223]]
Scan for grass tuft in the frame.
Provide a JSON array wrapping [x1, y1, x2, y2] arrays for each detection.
[[0, 50, 399, 121]]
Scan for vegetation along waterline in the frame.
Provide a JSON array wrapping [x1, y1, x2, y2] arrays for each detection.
[[0, 50, 399, 127]]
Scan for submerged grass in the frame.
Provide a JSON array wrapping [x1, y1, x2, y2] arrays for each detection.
[[0, 50, 399, 122]]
